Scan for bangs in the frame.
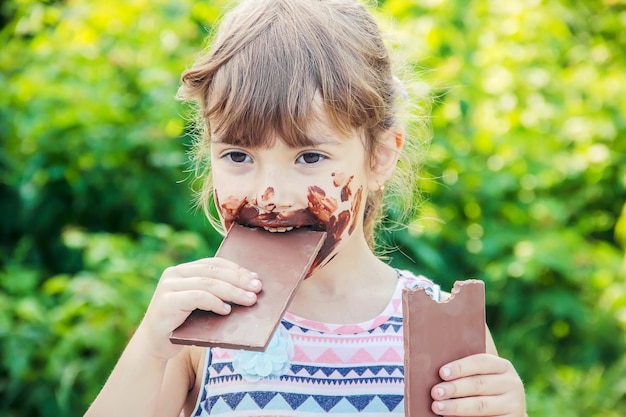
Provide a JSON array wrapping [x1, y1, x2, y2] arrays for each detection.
[[206, 26, 321, 148], [180, 0, 393, 149], [177, 0, 411, 249]]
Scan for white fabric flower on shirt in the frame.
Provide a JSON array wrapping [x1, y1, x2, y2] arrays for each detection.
[[232, 326, 294, 381]]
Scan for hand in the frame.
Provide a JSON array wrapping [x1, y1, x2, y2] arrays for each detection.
[[135, 257, 263, 359], [431, 353, 526, 417]]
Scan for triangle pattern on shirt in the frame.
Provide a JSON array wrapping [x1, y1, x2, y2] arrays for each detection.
[[349, 348, 377, 363], [249, 391, 278, 408], [378, 347, 403, 363], [313, 394, 343, 412], [292, 345, 312, 363], [261, 392, 292, 411], [211, 362, 233, 375], [222, 392, 246, 410], [327, 397, 359, 413], [379, 394, 404, 412], [279, 392, 309, 410], [229, 393, 259, 412], [315, 348, 344, 364], [346, 394, 376, 412], [295, 396, 325, 413]]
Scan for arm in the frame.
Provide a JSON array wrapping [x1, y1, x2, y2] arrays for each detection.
[[84, 257, 262, 417], [84, 329, 189, 417]]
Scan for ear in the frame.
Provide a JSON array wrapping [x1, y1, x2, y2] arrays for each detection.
[[368, 125, 405, 192]]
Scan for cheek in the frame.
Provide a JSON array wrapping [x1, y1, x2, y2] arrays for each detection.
[[313, 172, 364, 238], [214, 191, 246, 230], [307, 173, 364, 272]]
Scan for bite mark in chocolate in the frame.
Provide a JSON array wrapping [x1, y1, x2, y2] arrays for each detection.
[[402, 280, 486, 417]]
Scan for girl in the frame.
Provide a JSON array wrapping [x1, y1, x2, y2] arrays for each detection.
[[85, 0, 526, 416]]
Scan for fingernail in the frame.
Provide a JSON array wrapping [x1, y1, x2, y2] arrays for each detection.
[[245, 291, 256, 299], [250, 271, 259, 278], [436, 387, 445, 398], [436, 401, 445, 412], [250, 278, 261, 289], [223, 303, 231, 313], [442, 367, 451, 378]]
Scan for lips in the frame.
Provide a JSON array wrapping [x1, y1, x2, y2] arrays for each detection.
[[239, 208, 326, 232], [215, 185, 354, 275]]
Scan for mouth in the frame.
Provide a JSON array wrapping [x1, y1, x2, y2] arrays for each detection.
[[235, 208, 326, 234], [262, 226, 294, 233], [243, 223, 325, 234]]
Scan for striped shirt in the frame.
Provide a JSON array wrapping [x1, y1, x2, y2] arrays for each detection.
[[191, 270, 438, 416]]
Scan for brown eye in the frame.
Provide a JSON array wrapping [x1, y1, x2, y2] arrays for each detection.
[[225, 151, 251, 163], [297, 152, 325, 164]]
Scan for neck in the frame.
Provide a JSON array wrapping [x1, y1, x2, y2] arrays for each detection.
[[306, 235, 386, 290], [288, 233, 398, 323]]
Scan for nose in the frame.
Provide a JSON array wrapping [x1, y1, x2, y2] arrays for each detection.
[[251, 169, 295, 212]]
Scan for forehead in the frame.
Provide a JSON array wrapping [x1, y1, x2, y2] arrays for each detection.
[[209, 95, 360, 148]]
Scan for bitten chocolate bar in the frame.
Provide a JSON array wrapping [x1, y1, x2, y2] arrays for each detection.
[[170, 224, 326, 351], [402, 280, 486, 417]]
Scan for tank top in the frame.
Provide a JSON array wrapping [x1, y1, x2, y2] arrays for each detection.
[[191, 269, 439, 416]]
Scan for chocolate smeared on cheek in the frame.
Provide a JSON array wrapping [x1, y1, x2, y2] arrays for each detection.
[[332, 171, 354, 203], [310, 209, 351, 271], [331, 171, 346, 187], [306, 184, 354, 272], [217, 193, 250, 231], [307, 185, 338, 224], [340, 176, 354, 202]]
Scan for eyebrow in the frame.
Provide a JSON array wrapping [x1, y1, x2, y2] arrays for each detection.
[[210, 135, 342, 147], [307, 135, 342, 146]]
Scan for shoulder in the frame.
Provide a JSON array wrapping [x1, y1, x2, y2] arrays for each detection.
[[396, 269, 441, 301]]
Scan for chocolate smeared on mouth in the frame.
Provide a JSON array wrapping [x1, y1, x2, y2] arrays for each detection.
[[217, 181, 360, 275], [243, 209, 325, 231]]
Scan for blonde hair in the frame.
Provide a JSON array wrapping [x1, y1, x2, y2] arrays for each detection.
[[177, 0, 430, 250]]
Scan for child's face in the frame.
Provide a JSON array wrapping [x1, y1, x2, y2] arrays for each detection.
[[210, 111, 375, 272]]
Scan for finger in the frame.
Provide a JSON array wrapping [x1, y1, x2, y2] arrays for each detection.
[[164, 258, 262, 292], [432, 373, 509, 401], [432, 394, 510, 417], [164, 289, 233, 316], [172, 257, 255, 279], [163, 276, 259, 306], [440, 354, 513, 381]]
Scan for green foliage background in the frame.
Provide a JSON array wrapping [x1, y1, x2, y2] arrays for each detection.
[[1, 0, 624, 416]]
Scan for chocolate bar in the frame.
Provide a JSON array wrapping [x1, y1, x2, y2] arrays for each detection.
[[403, 280, 486, 417], [170, 224, 326, 351]]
